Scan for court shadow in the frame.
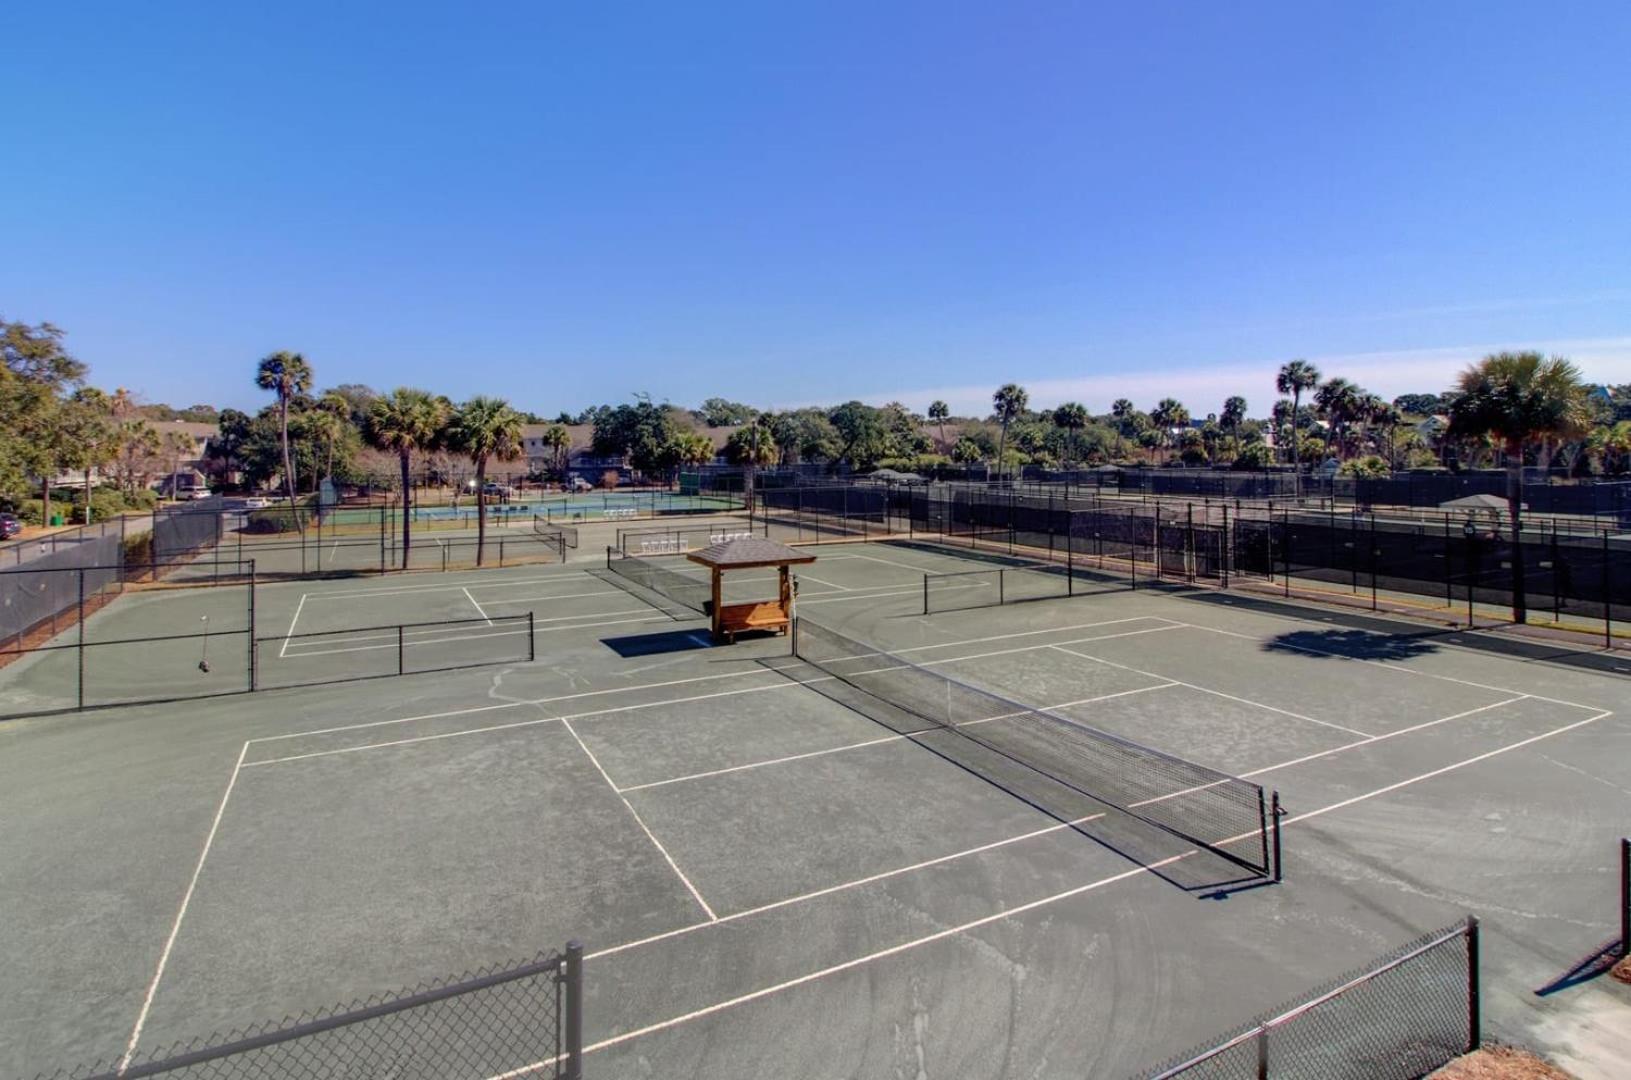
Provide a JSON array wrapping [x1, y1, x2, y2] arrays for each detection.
[[1534, 938, 1626, 996], [1264, 628, 1441, 663], [767, 658, 1272, 895], [603, 629, 716, 658]]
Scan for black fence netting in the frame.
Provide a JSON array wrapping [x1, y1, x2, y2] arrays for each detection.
[[35, 944, 583, 1080], [755, 480, 1627, 634], [793, 618, 1274, 876], [1136, 918, 1478, 1079], [0, 528, 125, 649]]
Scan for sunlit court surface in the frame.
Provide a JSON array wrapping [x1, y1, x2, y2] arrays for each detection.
[[2, 526, 1627, 1079]]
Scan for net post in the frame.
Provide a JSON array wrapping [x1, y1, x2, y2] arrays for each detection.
[[922, 574, 929, 616], [397, 624, 405, 676], [1466, 915, 1481, 1053], [1271, 790, 1283, 882], [1620, 836, 1629, 959], [999, 568, 1005, 606], [562, 941, 585, 1080], [528, 610, 536, 662]]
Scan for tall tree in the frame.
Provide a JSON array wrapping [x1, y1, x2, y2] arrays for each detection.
[[1276, 359, 1321, 495], [60, 388, 115, 523], [2, 319, 87, 524], [992, 384, 1028, 481], [725, 419, 778, 505], [1220, 396, 1247, 455], [1150, 398, 1189, 464], [541, 423, 571, 480], [1447, 352, 1588, 623], [1052, 402, 1088, 469], [927, 400, 950, 452], [255, 351, 313, 511], [1313, 377, 1362, 460], [366, 388, 450, 561], [447, 396, 525, 566]]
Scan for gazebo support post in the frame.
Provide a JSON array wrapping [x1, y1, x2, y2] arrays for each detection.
[[710, 567, 724, 639]]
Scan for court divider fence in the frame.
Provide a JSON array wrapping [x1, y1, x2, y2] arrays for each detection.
[[753, 481, 1628, 640], [34, 942, 584, 1080], [1137, 917, 1481, 1079], [0, 562, 539, 720]]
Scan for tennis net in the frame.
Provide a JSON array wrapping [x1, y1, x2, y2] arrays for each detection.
[[603, 547, 711, 616], [532, 516, 579, 549], [792, 618, 1273, 875]]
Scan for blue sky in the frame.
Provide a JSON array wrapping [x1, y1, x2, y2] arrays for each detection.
[[4, 2, 1628, 419]]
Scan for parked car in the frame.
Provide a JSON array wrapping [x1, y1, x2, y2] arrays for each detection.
[[242, 497, 272, 510], [0, 512, 21, 540], [568, 476, 594, 493], [187, 488, 214, 500]]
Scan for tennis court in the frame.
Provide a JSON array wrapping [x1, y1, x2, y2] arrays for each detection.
[[2, 537, 1626, 1078]]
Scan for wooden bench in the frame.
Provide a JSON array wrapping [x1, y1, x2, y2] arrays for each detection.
[[716, 601, 789, 643]]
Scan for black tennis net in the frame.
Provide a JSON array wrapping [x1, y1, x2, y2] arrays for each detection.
[[603, 547, 711, 616], [533, 516, 578, 549], [792, 618, 1273, 875]]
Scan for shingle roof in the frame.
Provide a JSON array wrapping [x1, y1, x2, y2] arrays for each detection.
[[685, 537, 817, 569]]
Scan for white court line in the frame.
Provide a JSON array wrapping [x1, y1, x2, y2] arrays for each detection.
[[796, 574, 850, 591], [303, 570, 595, 601], [1051, 643, 1376, 739], [589, 811, 1110, 962], [241, 680, 814, 768], [476, 589, 636, 604], [251, 627, 1187, 767], [617, 681, 1180, 793], [1169, 621, 1605, 714], [277, 593, 309, 660], [278, 614, 672, 660], [461, 587, 492, 626], [560, 717, 718, 921], [118, 744, 249, 1071], [250, 615, 1173, 746], [548, 705, 1616, 1066]]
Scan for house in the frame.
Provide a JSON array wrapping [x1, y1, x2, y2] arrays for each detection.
[[51, 419, 217, 494], [517, 423, 738, 485]]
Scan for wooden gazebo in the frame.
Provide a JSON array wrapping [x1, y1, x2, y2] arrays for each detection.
[[686, 537, 816, 643]]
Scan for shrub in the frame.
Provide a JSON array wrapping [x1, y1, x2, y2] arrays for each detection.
[[1339, 455, 1391, 478], [123, 531, 154, 569], [1231, 443, 1275, 470]]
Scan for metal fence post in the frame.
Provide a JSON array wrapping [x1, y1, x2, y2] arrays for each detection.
[[1255, 1024, 1269, 1080], [248, 561, 258, 691], [77, 569, 86, 710], [1466, 916, 1481, 1053], [397, 625, 405, 676], [562, 941, 585, 1080], [528, 611, 535, 663]]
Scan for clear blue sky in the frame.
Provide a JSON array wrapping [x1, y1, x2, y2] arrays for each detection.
[[4, 1, 1628, 419]]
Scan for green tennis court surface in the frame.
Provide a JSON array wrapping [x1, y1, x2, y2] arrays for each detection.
[[2, 537, 1625, 1078]]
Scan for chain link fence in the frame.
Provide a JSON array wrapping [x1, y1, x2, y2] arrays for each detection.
[[1136, 918, 1479, 1079], [34, 943, 583, 1080]]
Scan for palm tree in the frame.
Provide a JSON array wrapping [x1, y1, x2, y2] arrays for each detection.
[[1313, 378, 1362, 461], [366, 388, 450, 562], [1150, 398, 1189, 464], [1376, 401, 1404, 471], [1276, 359, 1320, 494], [541, 424, 571, 483], [1447, 351, 1589, 623], [1052, 402, 1089, 469], [447, 396, 525, 566], [730, 419, 779, 507], [255, 351, 313, 511], [1220, 396, 1247, 456], [927, 400, 951, 454], [992, 384, 1028, 481]]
